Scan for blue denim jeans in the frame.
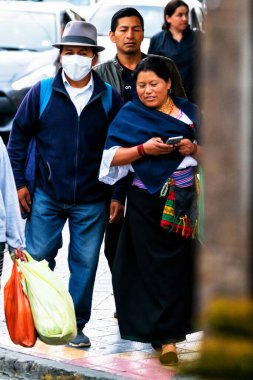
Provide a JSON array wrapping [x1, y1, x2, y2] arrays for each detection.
[[25, 187, 107, 328]]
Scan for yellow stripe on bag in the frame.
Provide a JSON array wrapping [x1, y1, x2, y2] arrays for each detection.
[[163, 205, 175, 216]]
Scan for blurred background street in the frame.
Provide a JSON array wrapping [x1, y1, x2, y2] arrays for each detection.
[[0, 1, 207, 378], [0, 0, 206, 144]]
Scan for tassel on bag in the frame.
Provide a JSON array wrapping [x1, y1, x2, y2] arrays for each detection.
[[160, 178, 198, 239]]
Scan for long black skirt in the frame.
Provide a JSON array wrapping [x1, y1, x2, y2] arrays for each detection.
[[112, 185, 197, 345]]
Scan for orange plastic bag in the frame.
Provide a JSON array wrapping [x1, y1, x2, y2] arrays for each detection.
[[4, 260, 37, 347]]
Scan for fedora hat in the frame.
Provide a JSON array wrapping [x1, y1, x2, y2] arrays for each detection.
[[53, 21, 105, 52]]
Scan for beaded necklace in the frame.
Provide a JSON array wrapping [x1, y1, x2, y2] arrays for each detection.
[[158, 96, 174, 115]]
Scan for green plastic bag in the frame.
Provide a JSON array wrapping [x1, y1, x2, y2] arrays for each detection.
[[17, 251, 77, 345]]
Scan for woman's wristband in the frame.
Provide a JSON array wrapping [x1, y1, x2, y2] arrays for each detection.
[[137, 144, 146, 157], [191, 143, 197, 155]]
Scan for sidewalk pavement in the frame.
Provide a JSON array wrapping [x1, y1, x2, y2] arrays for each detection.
[[0, 225, 202, 379]]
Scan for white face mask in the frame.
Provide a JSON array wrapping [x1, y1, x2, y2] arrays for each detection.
[[61, 54, 94, 81]]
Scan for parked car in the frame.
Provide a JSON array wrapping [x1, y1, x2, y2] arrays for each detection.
[[30, 0, 99, 19], [0, 1, 84, 143], [87, 0, 206, 63]]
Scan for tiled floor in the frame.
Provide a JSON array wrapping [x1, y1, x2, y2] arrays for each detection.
[[0, 226, 202, 379]]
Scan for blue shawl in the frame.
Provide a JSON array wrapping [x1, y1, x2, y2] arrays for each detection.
[[105, 97, 200, 194]]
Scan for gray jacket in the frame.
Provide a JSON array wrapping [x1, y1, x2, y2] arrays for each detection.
[[0, 137, 25, 250], [94, 56, 126, 97], [94, 54, 187, 99]]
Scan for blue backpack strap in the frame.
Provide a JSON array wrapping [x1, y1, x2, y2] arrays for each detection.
[[101, 82, 112, 117], [39, 77, 54, 118], [23, 77, 53, 217]]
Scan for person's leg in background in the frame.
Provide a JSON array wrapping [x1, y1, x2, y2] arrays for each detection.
[[68, 199, 107, 347], [104, 174, 133, 317], [104, 198, 125, 319], [104, 219, 123, 273]]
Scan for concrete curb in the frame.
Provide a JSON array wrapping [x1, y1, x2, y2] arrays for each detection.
[[0, 347, 133, 380]]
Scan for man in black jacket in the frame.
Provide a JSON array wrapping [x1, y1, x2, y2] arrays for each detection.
[[94, 8, 145, 296], [94, 8, 145, 102]]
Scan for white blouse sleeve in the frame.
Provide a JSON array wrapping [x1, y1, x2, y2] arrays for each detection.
[[99, 146, 134, 185]]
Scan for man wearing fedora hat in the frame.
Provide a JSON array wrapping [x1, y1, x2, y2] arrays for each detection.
[[8, 21, 123, 348]]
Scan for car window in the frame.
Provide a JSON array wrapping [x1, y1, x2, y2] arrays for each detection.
[[61, 9, 83, 25], [37, 0, 95, 4], [89, 5, 164, 38], [192, 7, 205, 31], [0, 11, 57, 51], [63, 0, 93, 4], [189, 9, 198, 30], [68, 10, 84, 22]]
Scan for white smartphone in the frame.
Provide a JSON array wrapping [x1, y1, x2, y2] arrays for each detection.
[[165, 136, 183, 145]]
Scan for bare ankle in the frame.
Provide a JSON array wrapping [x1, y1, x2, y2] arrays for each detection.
[[162, 343, 177, 353]]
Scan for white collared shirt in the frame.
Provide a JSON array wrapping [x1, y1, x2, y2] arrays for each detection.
[[61, 70, 94, 116]]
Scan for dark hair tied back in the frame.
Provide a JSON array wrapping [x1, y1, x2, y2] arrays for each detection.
[[162, 0, 189, 30], [133, 55, 187, 98], [133, 56, 171, 83]]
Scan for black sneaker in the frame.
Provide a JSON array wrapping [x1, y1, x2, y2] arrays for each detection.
[[69, 329, 91, 347]]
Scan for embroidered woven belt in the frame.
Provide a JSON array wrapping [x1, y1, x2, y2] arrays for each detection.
[[171, 166, 195, 188]]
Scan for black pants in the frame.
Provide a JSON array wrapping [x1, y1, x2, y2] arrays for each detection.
[[104, 174, 133, 272], [104, 219, 123, 272]]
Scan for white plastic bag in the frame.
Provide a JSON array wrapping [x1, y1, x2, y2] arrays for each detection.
[[17, 251, 77, 345]]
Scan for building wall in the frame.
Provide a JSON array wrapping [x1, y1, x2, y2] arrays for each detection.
[[198, 0, 253, 311]]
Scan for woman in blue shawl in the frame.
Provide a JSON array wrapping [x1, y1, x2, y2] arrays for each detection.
[[99, 56, 201, 366]]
